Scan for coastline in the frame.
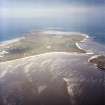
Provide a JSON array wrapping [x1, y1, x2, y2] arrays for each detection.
[[0, 31, 104, 62], [0, 37, 25, 46], [0, 31, 92, 54], [78, 36, 105, 55], [75, 34, 94, 55]]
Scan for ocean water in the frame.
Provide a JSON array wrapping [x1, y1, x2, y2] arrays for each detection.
[[0, 13, 105, 45]]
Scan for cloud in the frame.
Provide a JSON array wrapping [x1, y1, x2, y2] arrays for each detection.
[[0, 0, 104, 7], [0, 5, 103, 18]]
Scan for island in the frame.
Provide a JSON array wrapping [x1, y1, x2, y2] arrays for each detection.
[[0, 31, 104, 105], [0, 31, 86, 62]]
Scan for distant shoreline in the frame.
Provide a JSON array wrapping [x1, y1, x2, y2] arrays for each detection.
[[0, 31, 88, 45], [0, 37, 25, 46], [0, 31, 90, 53], [0, 30, 104, 57], [0, 31, 105, 62]]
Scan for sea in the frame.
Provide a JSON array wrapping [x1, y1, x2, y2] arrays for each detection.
[[0, 13, 105, 54]]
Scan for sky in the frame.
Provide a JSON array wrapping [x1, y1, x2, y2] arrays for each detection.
[[0, 0, 104, 18], [0, 0, 104, 5]]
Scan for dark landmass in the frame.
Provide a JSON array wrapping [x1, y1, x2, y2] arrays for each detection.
[[89, 55, 105, 70], [0, 52, 104, 105]]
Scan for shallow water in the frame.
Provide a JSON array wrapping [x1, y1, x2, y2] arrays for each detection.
[[79, 38, 105, 55]]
